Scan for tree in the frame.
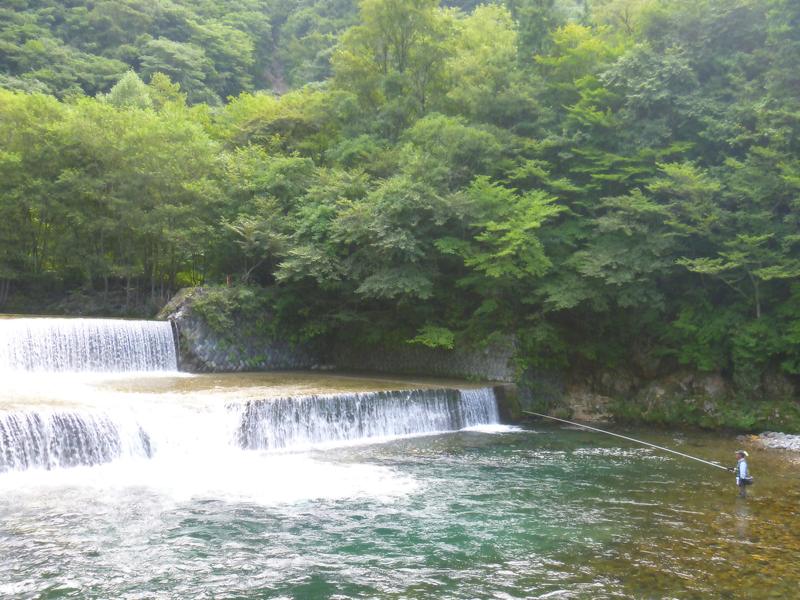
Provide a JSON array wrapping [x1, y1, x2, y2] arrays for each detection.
[[139, 38, 218, 104], [102, 70, 153, 109], [445, 5, 519, 121], [332, 0, 455, 134]]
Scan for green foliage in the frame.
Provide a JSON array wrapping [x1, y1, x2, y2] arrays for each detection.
[[453, 177, 562, 280], [190, 285, 275, 337], [668, 301, 735, 372], [102, 71, 153, 109], [408, 325, 455, 349], [0, 0, 347, 101], [400, 114, 506, 190], [1, 0, 799, 410]]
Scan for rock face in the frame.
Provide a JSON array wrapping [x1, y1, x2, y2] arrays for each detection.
[[160, 288, 515, 378], [160, 289, 319, 372], [634, 371, 731, 415], [763, 371, 798, 400], [515, 364, 746, 425], [562, 386, 613, 422]]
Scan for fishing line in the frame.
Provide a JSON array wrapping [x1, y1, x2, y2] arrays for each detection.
[[522, 410, 730, 471]]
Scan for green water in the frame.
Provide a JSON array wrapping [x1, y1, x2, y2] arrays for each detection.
[[1, 425, 798, 599]]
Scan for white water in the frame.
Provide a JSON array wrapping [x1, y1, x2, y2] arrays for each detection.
[[0, 385, 502, 505], [239, 388, 500, 450], [0, 387, 501, 473], [0, 410, 151, 471], [0, 316, 503, 503], [0, 317, 177, 372]]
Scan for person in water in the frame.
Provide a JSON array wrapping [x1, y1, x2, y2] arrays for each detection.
[[732, 450, 752, 498]]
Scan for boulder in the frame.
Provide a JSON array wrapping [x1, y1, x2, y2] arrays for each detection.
[[161, 287, 319, 373]]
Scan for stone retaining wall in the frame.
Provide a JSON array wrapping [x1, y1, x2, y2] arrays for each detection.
[[331, 338, 516, 383], [160, 288, 799, 431], [161, 289, 319, 372], [160, 288, 515, 380]]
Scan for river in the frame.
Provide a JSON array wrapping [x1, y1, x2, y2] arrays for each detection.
[[1, 317, 798, 598], [1, 403, 798, 598]]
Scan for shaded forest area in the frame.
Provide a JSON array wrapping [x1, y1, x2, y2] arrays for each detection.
[[1, 0, 799, 402]]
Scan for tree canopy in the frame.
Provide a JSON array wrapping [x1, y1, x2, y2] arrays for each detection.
[[1, 0, 799, 397]]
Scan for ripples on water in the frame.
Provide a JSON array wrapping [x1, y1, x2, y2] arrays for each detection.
[[2, 425, 799, 599]]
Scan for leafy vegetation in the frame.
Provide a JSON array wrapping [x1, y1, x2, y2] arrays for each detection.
[[1, 0, 798, 406]]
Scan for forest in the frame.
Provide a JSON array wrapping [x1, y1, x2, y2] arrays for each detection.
[[1, 0, 799, 404]]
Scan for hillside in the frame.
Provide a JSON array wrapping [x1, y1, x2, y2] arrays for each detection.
[[1, 0, 799, 427]]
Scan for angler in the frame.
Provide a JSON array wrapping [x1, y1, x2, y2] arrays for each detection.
[[732, 450, 754, 498]]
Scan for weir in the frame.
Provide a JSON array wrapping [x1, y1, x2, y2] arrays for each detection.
[[0, 387, 500, 472], [238, 387, 500, 450], [0, 411, 152, 472], [0, 317, 178, 372], [0, 316, 501, 473]]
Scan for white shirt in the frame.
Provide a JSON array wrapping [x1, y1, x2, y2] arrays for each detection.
[[737, 458, 748, 480]]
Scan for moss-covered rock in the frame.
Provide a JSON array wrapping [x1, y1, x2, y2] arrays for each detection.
[[163, 286, 320, 372]]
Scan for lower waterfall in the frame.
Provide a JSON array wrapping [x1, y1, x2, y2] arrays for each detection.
[[0, 411, 152, 471], [0, 387, 500, 473], [238, 388, 500, 450]]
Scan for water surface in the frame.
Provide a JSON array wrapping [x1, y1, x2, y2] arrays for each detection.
[[2, 423, 797, 599]]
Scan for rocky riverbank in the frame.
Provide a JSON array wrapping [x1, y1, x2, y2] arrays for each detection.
[[750, 432, 800, 452]]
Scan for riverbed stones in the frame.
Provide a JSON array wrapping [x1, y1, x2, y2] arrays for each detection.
[[752, 432, 800, 452]]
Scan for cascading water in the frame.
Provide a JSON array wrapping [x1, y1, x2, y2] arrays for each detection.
[[0, 316, 176, 472], [0, 316, 502, 475], [0, 386, 500, 472], [0, 317, 178, 372], [237, 388, 500, 450], [0, 411, 151, 472]]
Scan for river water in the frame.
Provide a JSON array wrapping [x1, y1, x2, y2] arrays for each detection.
[[1, 401, 798, 599], [1, 318, 798, 598]]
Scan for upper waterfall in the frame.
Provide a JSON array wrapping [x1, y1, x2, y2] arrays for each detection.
[[0, 317, 178, 373]]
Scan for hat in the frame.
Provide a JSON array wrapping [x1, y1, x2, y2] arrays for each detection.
[[735, 450, 748, 457]]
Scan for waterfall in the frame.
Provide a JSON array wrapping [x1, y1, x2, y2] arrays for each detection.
[[0, 315, 504, 473], [0, 317, 178, 372], [0, 410, 152, 472], [0, 387, 500, 472], [237, 388, 500, 451], [459, 387, 501, 425]]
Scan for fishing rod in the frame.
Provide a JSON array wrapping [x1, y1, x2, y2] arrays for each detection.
[[522, 410, 730, 471]]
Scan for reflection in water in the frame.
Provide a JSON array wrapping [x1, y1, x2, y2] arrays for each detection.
[[735, 499, 750, 540]]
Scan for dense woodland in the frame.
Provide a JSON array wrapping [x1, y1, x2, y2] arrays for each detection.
[[1, 0, 799, 400]]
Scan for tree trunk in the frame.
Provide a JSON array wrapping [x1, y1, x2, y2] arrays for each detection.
[[748, 271, 761, 320], [100, 231, 107, 303], [0, 279, 10, 307]]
